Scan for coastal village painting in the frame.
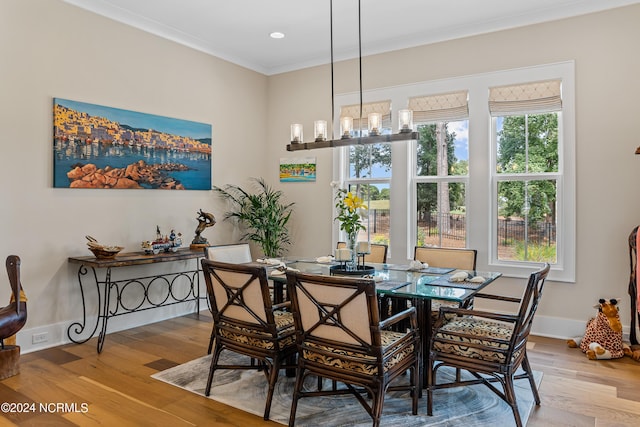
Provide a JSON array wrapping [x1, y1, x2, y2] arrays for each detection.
[[53, 98, 212, 190], [279, 157, 316, 182]]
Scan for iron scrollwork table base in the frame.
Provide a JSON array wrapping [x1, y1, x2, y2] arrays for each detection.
[[67, 248, 204, 353]]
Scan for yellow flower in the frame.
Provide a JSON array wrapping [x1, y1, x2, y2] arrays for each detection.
[[344, 192, 367, 212], [334, 187, 367, 235]]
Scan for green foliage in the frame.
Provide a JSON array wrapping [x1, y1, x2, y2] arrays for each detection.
[[350, 144, 391, 178], [213, 178, 294, 258], [416, 227, 427, 247], [415, 123, 465, 215], [371, 235, 389, 245], [514, 241, 556, 263], [358, 184, 381, 201], [496, 113, 558, 223]]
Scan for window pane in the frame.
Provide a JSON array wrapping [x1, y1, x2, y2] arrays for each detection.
[[416, 182, 466, 248], [416, 121, 469, 177], [496, 113, 558, 174], [349, 143, 391, 179], [347, 183, 390, 246], [497, 179, 557, 262]]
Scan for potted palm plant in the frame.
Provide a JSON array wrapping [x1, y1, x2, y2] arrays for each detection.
[[213, 178, 294, 258]]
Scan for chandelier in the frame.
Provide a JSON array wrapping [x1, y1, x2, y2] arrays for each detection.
[[287, 0, 417, 151]]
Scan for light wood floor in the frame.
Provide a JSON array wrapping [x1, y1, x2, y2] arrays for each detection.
[[1, 312, 639, 426]]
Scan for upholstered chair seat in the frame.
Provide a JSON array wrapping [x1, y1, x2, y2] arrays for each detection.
[[302, 330, 416, 376], [217, 310, 295, 350], [432, 317, 519, 363]]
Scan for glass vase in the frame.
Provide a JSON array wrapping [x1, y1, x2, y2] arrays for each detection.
[[347, 232, 358, 271]]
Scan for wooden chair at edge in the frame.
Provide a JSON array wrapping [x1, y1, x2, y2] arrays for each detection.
[[427, 263, 550, 427]]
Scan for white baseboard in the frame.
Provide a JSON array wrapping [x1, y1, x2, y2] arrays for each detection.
[[532, 314, 636, 343], [17, 301, 201, 354], [16, 310, 637, 354]]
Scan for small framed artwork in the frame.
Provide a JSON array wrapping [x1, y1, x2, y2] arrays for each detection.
[[53, 98, 212, 190], [280, 157, 316, 182]]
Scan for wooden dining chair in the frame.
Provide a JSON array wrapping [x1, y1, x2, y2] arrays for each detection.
[[203, 243, 254, 353], [285, 270, 420, 427], [427, 263, 550, 427], [337, 241, 388, 263], [205, 243, 252, 263], [414, 246, 478, 316], [414, 246, 477, 271], [200, 259, 297, 421], [388, 246, 478, 330]]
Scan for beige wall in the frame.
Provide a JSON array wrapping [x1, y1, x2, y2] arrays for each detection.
[[268, 4, 640, 338], [2, 1, 639, 350], [0, 0, 268, 349]]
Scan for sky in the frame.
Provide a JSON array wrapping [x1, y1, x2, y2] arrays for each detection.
[[448, 121, 469, 160], [55, 98, 212, 140]]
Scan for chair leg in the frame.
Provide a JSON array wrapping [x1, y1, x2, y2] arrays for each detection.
[[426, 359, 434, 416], [521, 353, 541, 405], [263, 359, 279, 420], [410, 361, 419, 415], [205, 344, 223, 396], [288, 366, 305, 427], [370, 385, 384, 427], [207, 326, 215, 354], [503, 375, 523, 427]]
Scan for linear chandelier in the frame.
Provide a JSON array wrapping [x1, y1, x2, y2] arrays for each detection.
[[286, 0, 417, 152]]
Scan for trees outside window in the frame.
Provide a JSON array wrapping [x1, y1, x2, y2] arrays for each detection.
[[495, 113, 558, 263], [415, 121, 468, 248]]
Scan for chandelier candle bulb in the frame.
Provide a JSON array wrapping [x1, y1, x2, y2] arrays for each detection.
[[398, 109, 413, 132], [291, 124, 303, 143], [340, 116, 353, 139], [314, 120, 327, 141], [368, 113, 381, 136], [335, 248, 352, 261], [356, 241, 370, 254]]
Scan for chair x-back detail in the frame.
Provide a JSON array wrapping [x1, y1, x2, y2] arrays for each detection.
[[285, 271, 420, 427], [203, 243, 253, 353], [201, 259, 297, 421], [427, 263, 550, 427]]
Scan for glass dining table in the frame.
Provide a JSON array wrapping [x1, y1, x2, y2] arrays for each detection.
[[266, 259, 502, 386]]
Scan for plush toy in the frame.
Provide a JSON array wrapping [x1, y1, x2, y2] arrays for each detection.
[[567, 298, 632, 360]]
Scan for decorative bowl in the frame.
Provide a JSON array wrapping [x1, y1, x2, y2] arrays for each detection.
[[86, 235, 124, 259], [88, 246, 124, 259]]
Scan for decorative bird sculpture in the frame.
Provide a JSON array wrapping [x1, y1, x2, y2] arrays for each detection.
[[0, 255, 27, 349]]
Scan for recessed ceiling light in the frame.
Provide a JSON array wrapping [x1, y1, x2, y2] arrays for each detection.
[[270, 32, 285, 39]]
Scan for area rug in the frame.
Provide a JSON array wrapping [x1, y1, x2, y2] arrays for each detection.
[[152, 353, 542, 426]]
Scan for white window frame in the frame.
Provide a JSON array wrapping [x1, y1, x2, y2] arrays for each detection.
[[332, 61, 575, 282]]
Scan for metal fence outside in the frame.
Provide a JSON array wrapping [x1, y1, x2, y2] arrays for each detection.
[[371, 209, 556, 247]]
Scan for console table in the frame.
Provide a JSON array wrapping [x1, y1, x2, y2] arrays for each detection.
[[67, 248, 204, 353]]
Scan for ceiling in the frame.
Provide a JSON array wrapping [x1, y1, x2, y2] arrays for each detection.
[[64, 0, 639, 75]]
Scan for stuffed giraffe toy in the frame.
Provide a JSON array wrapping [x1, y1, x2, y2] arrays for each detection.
[[567, 298, 632, 360]]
